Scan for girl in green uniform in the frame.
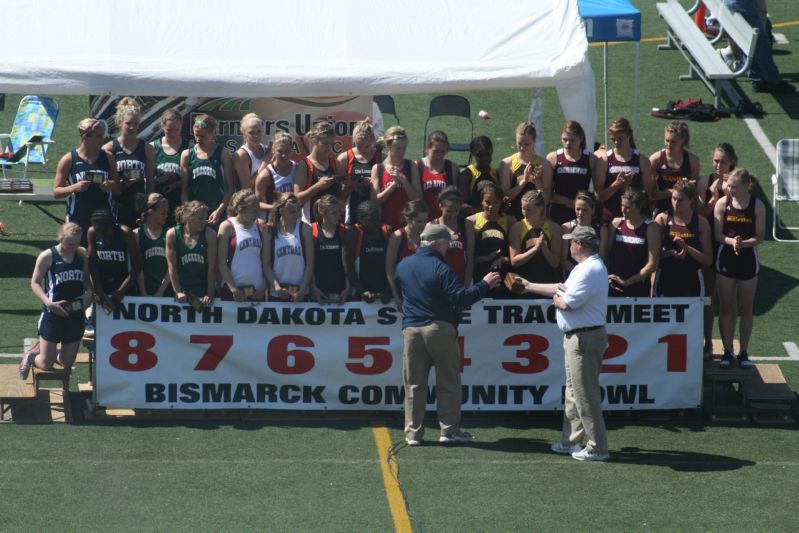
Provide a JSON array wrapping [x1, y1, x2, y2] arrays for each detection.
[[151, 108, 187, 227], [180, 114, 234, 227], [166, 200, 217, 307], [134, 193, 171, 296]]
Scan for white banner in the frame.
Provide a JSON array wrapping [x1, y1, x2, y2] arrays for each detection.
[[95, 297, 704, 411]]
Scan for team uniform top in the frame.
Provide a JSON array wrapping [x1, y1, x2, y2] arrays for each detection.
[[472, 212, 512, 297], [65, 149, 112, 243], [394, 227, 418, 264], [353, 224, 391, 294], [188, 145, 226, 216], [563, 219, 603, 274], [111, 138, 148, 229], [94, 225, 131, 294], [550, 148, 592, 225], [377, 160, 414, 230], [464, 164, 499, 210], [656, 213, 704, 297], [515, 218, 559, 284], [302, 155, 339, 224], [715, 196, 759, 280], [138, 226, 168, 295], [261, 160, 298, 222], [346, 149, 381, 225], [241, 143, 269, 184], [227, 218, 265, 291], [418, 158, 455, 219], [174, 224, 209, 297], [609, 219, 652, 297], [654, 149, 693, 213], [269, 220, 306, 297], [153, 137, 188, 227], [434, 217, 467, 282], [312, 223, 347, 295], [507, 153, 543, 220], [44, 246, 85, 314], [602, 149, 643, 221]]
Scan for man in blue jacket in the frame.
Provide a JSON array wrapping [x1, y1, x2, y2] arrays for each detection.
[[395, 223, 500, 446]]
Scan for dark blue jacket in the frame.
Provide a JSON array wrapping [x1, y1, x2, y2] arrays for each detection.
[[395, 246, 489, 330]]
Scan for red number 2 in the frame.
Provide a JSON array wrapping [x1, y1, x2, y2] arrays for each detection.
[[601, 335, 628, 373]]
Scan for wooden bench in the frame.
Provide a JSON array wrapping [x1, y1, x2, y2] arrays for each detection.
[[746, 364, 795, 425], [657, 0, 759, 110], [0, 364, 37, 421]]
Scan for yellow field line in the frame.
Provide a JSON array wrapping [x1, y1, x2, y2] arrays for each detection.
[[588, 19, 799, 48], [372, 425, 412, 533]]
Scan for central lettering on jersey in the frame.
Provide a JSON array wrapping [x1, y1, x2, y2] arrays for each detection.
[[97, 250, 127, 262], [144, 246, 166, 259], [616, 234, 645, 245], [609, 164, 640, 174], [54, 270, 84, 284], [726, 214, 753, 224], [423, 179, 447, 191], [556, 166, 588, 175], [181, 253, 205, 265], [238, 237, 261, 251], [481, 229, 505, 240], [275, 183, 294, 193], [193, 167, 218, 179], [275, 245, 302, 258]]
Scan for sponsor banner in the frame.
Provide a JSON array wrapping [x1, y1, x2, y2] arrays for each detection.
[[90, 96, 372, 159], [95, 297, 703, 411]]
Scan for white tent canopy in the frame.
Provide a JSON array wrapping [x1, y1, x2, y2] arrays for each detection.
[[1, 0, 595, 145]]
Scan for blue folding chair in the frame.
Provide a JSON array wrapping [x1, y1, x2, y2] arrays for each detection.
[[0, 95, 59, 182]]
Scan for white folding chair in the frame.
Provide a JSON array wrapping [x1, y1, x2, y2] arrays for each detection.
[[771, 139, 799, 242]]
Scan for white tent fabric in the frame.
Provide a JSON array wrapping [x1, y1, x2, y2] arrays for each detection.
[[1, 0, 595, 146]]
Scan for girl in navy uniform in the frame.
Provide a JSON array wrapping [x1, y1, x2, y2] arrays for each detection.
[[19, 223, 92, 380], [53, 119, 121, 245], [654, 179, 713, 297], [466, 182, 516, 299], [234, 113, 269, 191], [134, 193, 171, 297], [294, 122, 342, 224], [648, 121, 703, 214], [416, 130, 460, 220], [435, 187, 474, 285], [151, 108, 188, 228], [386, 200, 429, 309], [87, 209, 142, 314], [499, 122, 553, 220], [347, 201, 391, 303], [217, 190, 265, 301], [262, 193, 315, 301], [604, 188, 660, 297], [458, 136, 499, 215], [372, 126, 422, 229], [596, 118, 653, 223], [104, 97, 155, 229], [180, 114, 234, 227], [337, 119, 381, 225], [166, 201, 218, 307], [546, 121, 602, 225], [713, 169, 765, 368], [509, 189, 562, 287], [561, 191, 607, 277], [255, 132, 296, 220], [311, 195, 351, 304]]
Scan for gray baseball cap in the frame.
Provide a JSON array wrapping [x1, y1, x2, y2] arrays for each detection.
[[420, 223, 452, 242], [562, 225, 598, 244]]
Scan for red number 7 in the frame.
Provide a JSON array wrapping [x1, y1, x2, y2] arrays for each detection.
[[191, 335, 234, 371]]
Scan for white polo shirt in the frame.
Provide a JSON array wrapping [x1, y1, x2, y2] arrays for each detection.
[[556, 254, 608, 333]]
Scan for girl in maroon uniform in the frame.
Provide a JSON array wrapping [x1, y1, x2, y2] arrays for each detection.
[[561, 191, 607, 276], [434, 187, 474, 285], [546, 121, 601, 225], [499, 122, 553, 220], [416, 130, 460, 219], [713, 169, 765, 369], [604, 188, 660, 297], [371, 126, 421, 229], [654, 179, 713, 297], [386, 200, 429, 309], [596, 118, 653, 223], [647, 121, 702, 214]]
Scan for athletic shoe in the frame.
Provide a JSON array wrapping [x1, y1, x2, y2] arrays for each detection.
[[406, 437, 421, 446], [703, 340, 713, 360], [439, 431, 473, 444], [18, 350, 37, 380], [738, 350, 752, 369], [550, 442, 583, 455], [719, 350, 735, 369], [571, 448, 610, 462], [84, 321, 95, 338]]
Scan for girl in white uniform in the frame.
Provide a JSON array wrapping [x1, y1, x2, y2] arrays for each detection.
[[255, 132, 297, 220], [217, 189, 265, 301], [262, 192, 315, 301], [234, 113, 269, 191]]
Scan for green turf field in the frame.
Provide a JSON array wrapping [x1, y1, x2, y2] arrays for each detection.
[[1, 1, 798, 530]]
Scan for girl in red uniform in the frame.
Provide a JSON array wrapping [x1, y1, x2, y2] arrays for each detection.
[[371, 126, 421, 229], [435, 187, 474, 285], [416, 130, 460, 219], [386, 200, 429, 309], [499, 122, 553, 221], [647, 121, 702, 214], [546, 121, 602, 225], [713, 169, 765, 368]]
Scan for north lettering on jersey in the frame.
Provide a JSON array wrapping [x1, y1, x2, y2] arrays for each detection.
[[53, 270, 84, 284], [97, 250, 127, 262]]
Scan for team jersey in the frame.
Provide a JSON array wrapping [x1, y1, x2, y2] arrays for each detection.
[[472, 212, 513, 297], [353, 224, 391, 294], [563, 219, 603, 272], [507, 153, 543, 220], [240, 143, 269, 186], [418, 158, 455, 219], [270, 161, 298, 195], [270, 220, 306, 296], [715, 196, 759, 280], [435, 216, 467, 282], [188, 145, 226, 215], [657, 212, 703, 296], [654, 149, 693, 213], [602, 149, 643, 220], [111, 138, 148, 229], [464, 164, 499, 209], [301, 154, 339, 223], [377, 160, 414, 230], [550, 148, 592, 225], [174, 224, 209, 297], [394, 227, 418, 264], [312, 223, 347, 294], [65, 149, 113, 243], [609, 219, 652, 297], [153, 137, 188, 227], [94, 225, 130, 294], [227, 218, 264, 290], [516, 218, 559, 284], [138, 226, 168, 295], [345, 148, 381, 225], [44, 246, 84, 314]]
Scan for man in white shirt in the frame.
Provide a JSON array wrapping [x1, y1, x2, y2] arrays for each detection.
[[511, 225, 610, 461]]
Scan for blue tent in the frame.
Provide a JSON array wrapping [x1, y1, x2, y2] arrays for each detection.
[[578, 0, 642, 145]]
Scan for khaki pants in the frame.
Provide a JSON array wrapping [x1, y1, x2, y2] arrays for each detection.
[[403, 320, 461, 440], [561, 327, 609, 455]]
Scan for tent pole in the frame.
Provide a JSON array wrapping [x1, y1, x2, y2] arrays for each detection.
[[633, 41, 640, 136], [603, 42, 609, 149]]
